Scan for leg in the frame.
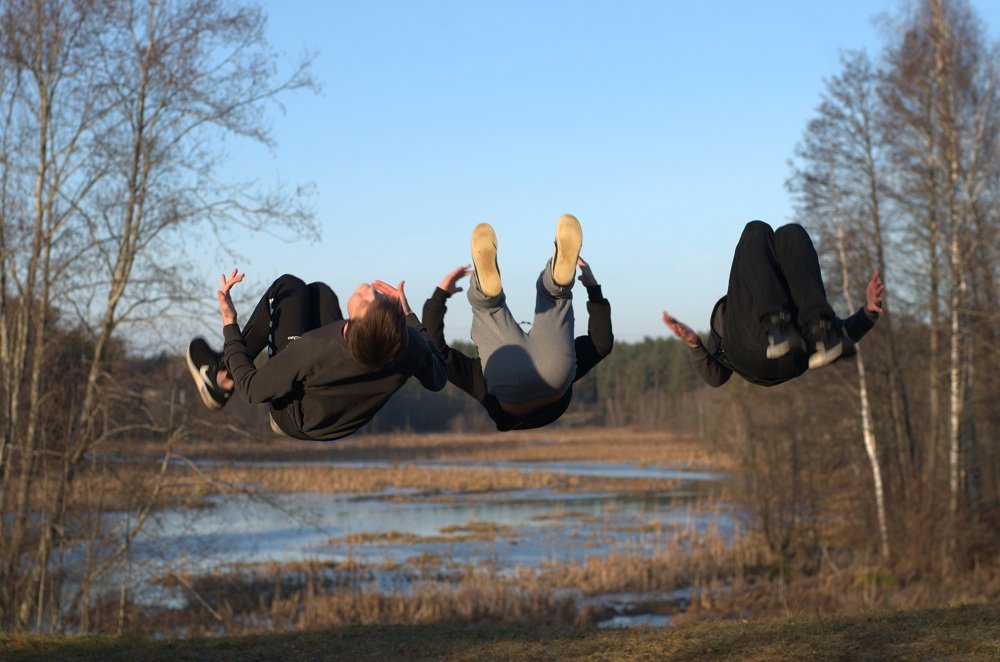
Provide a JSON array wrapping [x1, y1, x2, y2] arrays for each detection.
[[524, 260, 576, 394], [470, 271, 543, 400], [240, 274, 312, 358], [773, 224, 842, 368], [189, 274, 313, 412], [723, 221, 796, 366], [727, 221, 793, 322], [773, 224, 835, 326], [306, 281, 344, 329]]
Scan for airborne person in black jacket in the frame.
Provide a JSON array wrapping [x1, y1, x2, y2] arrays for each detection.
[[422, 215, 613, 430], [185, 269, 447, 441], [662, 220, 885, 388]]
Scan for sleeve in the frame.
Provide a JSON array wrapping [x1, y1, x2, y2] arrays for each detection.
[[421, 287, 490, 402], [405, 312, 448, 392], [223, 323, 302, 404], [573, 284, 614, 380], [687, 332, 732, 388], [841, 306, 880, 343]]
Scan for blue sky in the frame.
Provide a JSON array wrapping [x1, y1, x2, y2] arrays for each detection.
[[216, 1, 1000, 344]]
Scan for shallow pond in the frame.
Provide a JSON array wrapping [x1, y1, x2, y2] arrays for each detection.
[[97, 459, 733, 627]]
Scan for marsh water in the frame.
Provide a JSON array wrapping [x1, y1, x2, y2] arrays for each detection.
[[108, 460, 732, 627]]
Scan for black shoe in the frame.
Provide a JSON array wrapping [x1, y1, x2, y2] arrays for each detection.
[[765, 312, 792, 359], [186, 337, 232, 410], [806, 319, 844, 369]]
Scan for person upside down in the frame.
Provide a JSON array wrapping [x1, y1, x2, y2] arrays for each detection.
[[186, 270, 446, 440], [662, 220, 885, 388], [422, 214, 613, 430]]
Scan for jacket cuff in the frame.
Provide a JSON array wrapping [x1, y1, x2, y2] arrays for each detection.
[[223, 323, 243, 342], [432, 287, 452, 303], [586, 284, 605, 303]]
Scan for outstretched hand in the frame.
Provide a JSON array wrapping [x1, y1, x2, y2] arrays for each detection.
[[218, 268, 244, 326], [373, 280, 412, 316], [578, 257, 598, 288], [438, 265, 472, 294], [866, 270, 885, 314], [662, 311, 702, 349]]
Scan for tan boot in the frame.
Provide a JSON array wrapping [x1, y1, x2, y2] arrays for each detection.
[[552, 214, 583, 287], [471, 222, 502, 297]]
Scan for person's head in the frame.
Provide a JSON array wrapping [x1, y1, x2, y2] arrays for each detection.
[[345, 283, 407, 368]]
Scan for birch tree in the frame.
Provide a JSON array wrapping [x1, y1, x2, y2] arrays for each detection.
[[788, 52, 897, 559], [0, 0, 315, 632]]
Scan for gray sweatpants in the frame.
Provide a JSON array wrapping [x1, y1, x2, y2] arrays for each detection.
[[468, 259, 576, 404]]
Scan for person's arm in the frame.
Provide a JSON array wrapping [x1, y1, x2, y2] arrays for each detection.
[[421, 266, 490, 402], [216, 268, 306, 403], [404, 314, 448, 391], [842, 269, 884, 342], [223, 324, 305, 403], [662, 311, 732, 387], [573, 258, 613, 379]]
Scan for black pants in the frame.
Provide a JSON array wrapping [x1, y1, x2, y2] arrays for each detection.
[[240, 274, 343, 358], [723, 221, 834, 377]]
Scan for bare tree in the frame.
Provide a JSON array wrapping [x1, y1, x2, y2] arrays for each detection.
[[0, 0, 315, 632], [788, 52, 897, 560], [883, 0, 1000, 549]]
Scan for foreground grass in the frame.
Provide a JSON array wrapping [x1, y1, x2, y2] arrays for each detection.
[[3, 601, 999, 661]]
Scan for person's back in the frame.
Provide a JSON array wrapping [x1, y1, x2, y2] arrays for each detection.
[[187, 270, 447, 441], [662, 221, 884, 388]]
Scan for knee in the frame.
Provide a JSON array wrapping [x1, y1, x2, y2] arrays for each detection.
[[774, 223, 812, 249], [270, 274, 307, 298], [741, 220, 774, 241], [307, 281, 337, 298], [273, 274, 306, 289]]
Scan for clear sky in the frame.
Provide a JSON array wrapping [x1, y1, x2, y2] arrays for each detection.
[[214, 0, 1000, 344]]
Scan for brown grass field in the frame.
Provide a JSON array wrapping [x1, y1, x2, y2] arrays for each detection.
[[3, 600, 999, 660]]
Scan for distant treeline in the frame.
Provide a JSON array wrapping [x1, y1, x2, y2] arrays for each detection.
[[155, 336, 708, 436], [367, 336, 706, 433]]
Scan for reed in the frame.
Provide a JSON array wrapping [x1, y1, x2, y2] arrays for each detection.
[[120, 428, 732, 470]]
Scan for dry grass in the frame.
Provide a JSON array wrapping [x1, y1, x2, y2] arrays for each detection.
[[204, 462, 692, 496], [120, 427, 733, 470], [110, 513, 1000, 639], [330, 520, 518, 546], [85, 428, 725, 503], [7, 601, 1000, 662]]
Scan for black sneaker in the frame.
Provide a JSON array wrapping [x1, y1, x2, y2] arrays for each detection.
[[185, 337, 232, 410], [806, 319, 844, 369], [765, 312, 792, 359]]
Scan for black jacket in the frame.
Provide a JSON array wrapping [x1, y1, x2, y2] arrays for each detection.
[[421, 285, 613, 430], [688, 296, 879, 387], [223, 314, 447, 441]]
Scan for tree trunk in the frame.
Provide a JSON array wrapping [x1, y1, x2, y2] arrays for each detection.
[[837, 222, 890, 561]]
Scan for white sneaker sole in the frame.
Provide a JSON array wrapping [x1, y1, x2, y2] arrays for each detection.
[[185, 346, 224, 411], [808, 341, 843, 369], [471, 223, 502, 297], [269, 413, 287, 436], [766, 338, 791, 359], [553, 214, 582, 286]]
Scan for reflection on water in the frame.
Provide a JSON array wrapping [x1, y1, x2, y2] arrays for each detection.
[[108, 460, 731, 625]]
